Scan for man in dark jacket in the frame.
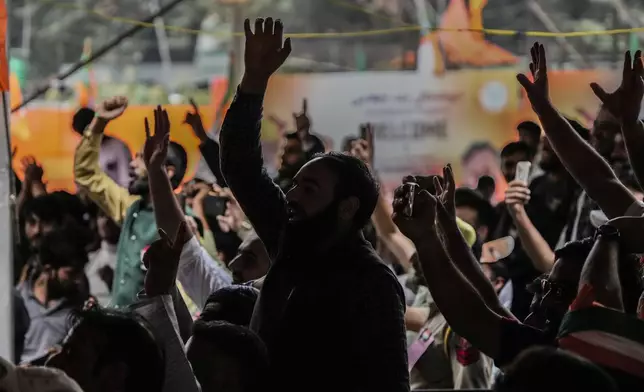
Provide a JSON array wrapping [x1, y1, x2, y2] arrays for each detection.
[[219, 17, 409, 392]]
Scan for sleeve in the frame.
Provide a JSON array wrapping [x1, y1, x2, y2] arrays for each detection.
[[449, 334, 494, 389], [353, 268, 410, 392], [624, 200, 644, 217], [74, 130, 138, 225], [495, 317, 552, 368], [177, 236, 233, 309], [130, 295, 200, 392], [199, 138, 227, 187], [219, 89, 288, 259]]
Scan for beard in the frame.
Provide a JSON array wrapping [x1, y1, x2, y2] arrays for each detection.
[[284, 198, 341, 253], [539, 156, 564, 173], [128, 176, 150, 196]]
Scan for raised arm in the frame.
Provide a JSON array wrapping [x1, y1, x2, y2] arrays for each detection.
[[184, 98, 228, 187], [578, 227, 623, 311], [393, 187, 505, 360], [74, 97, 138, 225], [219, 18, 292, 259], [434, 165, 514, 319], [517, 43, 637, 219], [349, 133, 416, 271], [145, 106, 232, 308], [505, 180, 555, 272], [590, 51, 644, 191]]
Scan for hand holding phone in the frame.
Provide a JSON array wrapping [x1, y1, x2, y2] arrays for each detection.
[[515, 161, 532, 183]]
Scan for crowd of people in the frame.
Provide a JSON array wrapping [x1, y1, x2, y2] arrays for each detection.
[[4, 17, 644, 392]]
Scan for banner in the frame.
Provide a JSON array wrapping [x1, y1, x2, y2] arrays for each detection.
[[9, 68, 621, 194]]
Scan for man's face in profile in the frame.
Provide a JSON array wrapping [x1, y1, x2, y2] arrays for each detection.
[[128, 152, 149, 195], [285, 158, 338, 223]]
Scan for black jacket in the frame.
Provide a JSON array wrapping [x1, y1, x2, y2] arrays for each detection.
[[219, 89, 409, 392]]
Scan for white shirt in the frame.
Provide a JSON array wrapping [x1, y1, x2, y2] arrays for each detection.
[[86, 241, 118, 306], [99, 136, 132, 188], [178, 236, 233, 309]]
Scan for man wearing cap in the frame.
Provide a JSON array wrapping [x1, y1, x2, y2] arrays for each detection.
[[74, 97, 231, 309]]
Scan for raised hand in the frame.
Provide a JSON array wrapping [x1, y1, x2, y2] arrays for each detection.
[[184, 98, 208, 142], [349, 124, 373, 166], [392, 180, 437, 243], [293, 99, 311, 133], [241, 17, 292, 93], [143, 106, 171, 169], [433, 164, 456, 220], [504, 180, 531, 218], [95, 96, 128, 121], [590, 50, 644, 126], [517, 42, 551, 114], [143, 221, 188, 297], [20, 155, 44, 183]]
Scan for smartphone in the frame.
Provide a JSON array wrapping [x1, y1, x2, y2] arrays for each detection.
[[359, 123, 374, 160], [480, 236, 515, 263], [202, 195, 229, 219], [403, 182, 418, 217], [515, 161, 532, 183]]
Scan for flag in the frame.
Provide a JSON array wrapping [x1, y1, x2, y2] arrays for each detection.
[[76, 38, 98, 108], [469, 0, 488, 32]]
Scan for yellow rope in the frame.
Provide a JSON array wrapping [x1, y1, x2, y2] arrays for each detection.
[[42, 0, 644, 39]]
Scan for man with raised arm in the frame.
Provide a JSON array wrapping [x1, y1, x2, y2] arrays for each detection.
[[219, 17, 409, 392]]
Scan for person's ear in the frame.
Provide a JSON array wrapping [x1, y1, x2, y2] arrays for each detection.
[[166, 164, 176, 178], [338, 197, 360, 222], [98, 361, 128, 392]]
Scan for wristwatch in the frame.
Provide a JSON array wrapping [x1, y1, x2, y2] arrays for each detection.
[[594, 224, 620, 241]]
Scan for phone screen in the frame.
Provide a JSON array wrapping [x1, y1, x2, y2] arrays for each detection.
[[202, 195, 229, 219]]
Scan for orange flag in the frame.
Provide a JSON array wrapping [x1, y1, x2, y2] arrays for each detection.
[[469, 0, 487, 32], [0, 0, 8, 92]]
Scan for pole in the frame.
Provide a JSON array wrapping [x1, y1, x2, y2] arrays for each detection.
[[11, 0, 188, 112], [0, 0, 14, 362], [149, 0, 174, 91]]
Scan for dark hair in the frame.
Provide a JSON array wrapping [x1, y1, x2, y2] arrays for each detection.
[[72, 107, 96, 135], [454, 188, 497, 229], [22, 194, 66, 225], [461, 142, 497, 164], [554, 237, 595, 263], [516, 121, 541, 140], [476, 175, 496, 191], [167, 141, 188, 189], [38, 229, 89, 269], [314, 151, 380, 230], [191, 320, 269, 392], [554, 237, 643, 314], [70, 307, 165, 392], [500, 141, 532, 159], [285, 132, 301, 142], [494, 347, 618, 392], [201, 285, 260, 326]]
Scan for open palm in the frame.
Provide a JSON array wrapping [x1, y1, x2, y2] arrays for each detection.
[[590, 50, 644, 125], [243, 17, 292, 80], [143, 105, 171, 169], [517, 42, 551, 114]]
